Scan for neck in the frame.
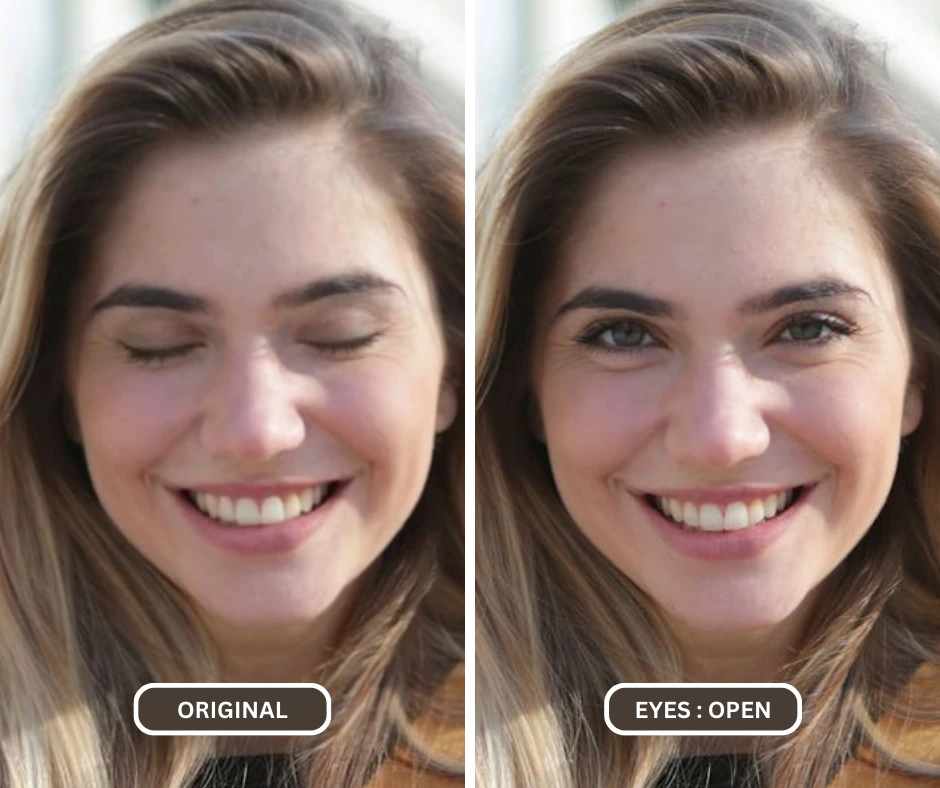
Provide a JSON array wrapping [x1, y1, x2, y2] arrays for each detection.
[[673, 621, 801, 683], [670, 615, 804, 757], [666, 591, 819, 684]]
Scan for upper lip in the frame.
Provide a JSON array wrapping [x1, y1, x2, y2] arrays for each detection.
[[637, 485, 809, 505]]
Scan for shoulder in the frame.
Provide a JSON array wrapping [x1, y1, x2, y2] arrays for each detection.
[[367, 663, 465, 787], [828, 663, 940, 787]]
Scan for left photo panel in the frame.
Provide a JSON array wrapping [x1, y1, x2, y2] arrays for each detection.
[[0, 0, 465, 786]]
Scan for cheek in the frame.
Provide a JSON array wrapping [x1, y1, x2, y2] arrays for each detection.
[[785, 364, 907, 504], [73, 365, 204, 477], [539, 366, 663, 483], [325, 354, 445, 497]]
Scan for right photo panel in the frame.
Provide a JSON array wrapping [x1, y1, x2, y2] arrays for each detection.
[[475, 0, 940, 786]]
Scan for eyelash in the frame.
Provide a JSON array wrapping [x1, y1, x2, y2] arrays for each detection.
[[121, 343, 200, 367], [306, 332, 382, 354], [575, 312, 857, 354], [120, 333, 382, 367]]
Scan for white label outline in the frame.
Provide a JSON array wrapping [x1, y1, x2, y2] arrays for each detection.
[[604, 682, 801, 736], [134, 682, 331, 736]]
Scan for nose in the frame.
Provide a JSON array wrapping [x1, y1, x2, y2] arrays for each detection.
[[200, 348, 306, 464], [663, 353, 771, 469]]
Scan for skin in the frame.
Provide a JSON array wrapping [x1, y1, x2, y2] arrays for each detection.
[[531, 127, 923, 681], [66, 120, 456, 681]]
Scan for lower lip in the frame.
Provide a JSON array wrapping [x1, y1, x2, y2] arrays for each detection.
[[172, 485, 345, 556], [637, 486, 815, 561]]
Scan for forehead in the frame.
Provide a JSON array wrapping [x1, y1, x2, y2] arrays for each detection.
[[82, 120, 430, 309], [545, 127, 897, 312]]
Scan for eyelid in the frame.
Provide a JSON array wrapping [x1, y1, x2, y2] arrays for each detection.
[[301, 331, 383, 354], [119, 341, 201, 367]]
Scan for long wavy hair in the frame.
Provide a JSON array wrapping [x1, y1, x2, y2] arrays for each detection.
[[476, 0, 940, 786], [0, 0, 464, 785]]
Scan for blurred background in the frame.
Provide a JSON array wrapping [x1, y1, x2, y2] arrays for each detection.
[[476, 0, 940, 160], [0, 0, 463, 180]]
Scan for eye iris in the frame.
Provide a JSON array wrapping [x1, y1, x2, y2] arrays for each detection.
[[607, 324, 645, 346], [789, 319, 825, 340]]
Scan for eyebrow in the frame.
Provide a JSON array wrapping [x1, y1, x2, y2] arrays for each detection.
[[90, 273, 400, 315], [554, 277, 871, 321]]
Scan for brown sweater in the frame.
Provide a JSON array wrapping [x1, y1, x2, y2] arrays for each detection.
[[827, 663, 940, 787], [365, 664, 465, 787]]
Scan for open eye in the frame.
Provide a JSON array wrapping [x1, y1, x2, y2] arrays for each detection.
[[577, 319, 659, 352], [776, 313, 856, 344]]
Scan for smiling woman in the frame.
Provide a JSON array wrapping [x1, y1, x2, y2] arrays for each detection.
[[476, 0, 940, 787], [0, 1, 463, 787]]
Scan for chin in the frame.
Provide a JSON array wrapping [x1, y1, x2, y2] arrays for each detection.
[[192, 584, 344, 632]]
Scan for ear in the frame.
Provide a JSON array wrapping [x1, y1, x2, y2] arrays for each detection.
[[901, 380, 923, 436], [435, 380, 457, 433], [526, 393, 545, 442]]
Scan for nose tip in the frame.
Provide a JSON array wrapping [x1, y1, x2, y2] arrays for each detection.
[[200, 356, 306, 463], [663, 357, 771, 468]]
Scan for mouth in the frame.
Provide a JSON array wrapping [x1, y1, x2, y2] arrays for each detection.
[[180, 482, 344, 527], [644, 485, 809, 533]]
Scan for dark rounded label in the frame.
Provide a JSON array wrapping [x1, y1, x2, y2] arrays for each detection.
[[134, 683, 330, 735], [605, 683, 801, 735]]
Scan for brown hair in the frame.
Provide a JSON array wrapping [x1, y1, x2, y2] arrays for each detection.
[[0, 0, 463, 785], [476, 0, 940, 785]]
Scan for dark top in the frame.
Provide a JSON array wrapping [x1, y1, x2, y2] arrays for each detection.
[[655, 754, 760, 788]]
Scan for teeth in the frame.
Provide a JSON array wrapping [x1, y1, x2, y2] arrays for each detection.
[[653, 488, 800, 532], [189, 485, 330, 525], [764, 494, 778, 518], [699, 504, 723, 531], [260, 496, 285, 525], [724, 502, 750, 531], [284, 493, 301, 519], [668, 498, 682, 521], [747, 499, 764, 525], [235, 499, 261, 526]]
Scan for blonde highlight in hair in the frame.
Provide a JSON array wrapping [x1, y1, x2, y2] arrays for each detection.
[[0, 1, 463, 785], [476, 1, 940, 785]]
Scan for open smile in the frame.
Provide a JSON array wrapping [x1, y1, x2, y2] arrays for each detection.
[[632, 482, 819, 561], [181, 482, 344, 527], [170, 479, 352, 555], [645, 486, 808, 532]]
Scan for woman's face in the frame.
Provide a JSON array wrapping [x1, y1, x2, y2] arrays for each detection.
[[67, 121, 456, 632], [531, 129, 922, 635]]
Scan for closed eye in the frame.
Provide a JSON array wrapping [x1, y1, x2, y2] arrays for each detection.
[[302, 331, 382, 355], [120, 342, 200, 367]]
